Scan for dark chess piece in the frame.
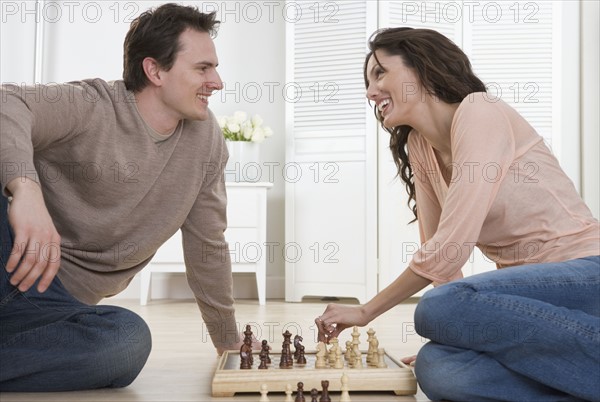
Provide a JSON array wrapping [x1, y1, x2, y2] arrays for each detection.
[[295, 381, 305, 402], [259, 339, 271, 364], [258, 353, 268, 369], [280, 330, 293, 368], [244, 324, 253, 343], [310, 388, 319, 402], [240, 338, 252, 369], [319, 380, 331, 402], [293, 334, 303, 359], [296, 344, 307, 365]]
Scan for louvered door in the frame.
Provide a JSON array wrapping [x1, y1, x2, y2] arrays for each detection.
[[285, 0, 378, 303]]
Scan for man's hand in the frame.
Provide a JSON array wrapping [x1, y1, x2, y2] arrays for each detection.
[[216, 337, 262, 356], [5, 178, 61, 292]]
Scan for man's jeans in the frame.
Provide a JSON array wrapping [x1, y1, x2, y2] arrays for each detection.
[[415, 254, 600, 401], [0, 194, 151, 391]]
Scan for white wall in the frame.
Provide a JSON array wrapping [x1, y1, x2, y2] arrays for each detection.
[[0, 0, 287, 300]]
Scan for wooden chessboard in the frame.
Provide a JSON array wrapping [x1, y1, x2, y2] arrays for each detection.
[[211, 350, 417, 397]]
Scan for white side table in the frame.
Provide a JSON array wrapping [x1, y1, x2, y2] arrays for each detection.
[[140, 182, 272, 305]]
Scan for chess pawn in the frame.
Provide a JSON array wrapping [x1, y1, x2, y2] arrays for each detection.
[[344, 341, 353, 365], [259, 383, 270, 402], [284, 383, 293, 402], [352, 342, 363, 368], [370, 345, 380, 367], [377, 348, 388, 368], [340, 373, 351, 402], [258, 354, 268, 369], [315, 342, 327, 368], [319, 380, 331, 402], [260, 339, 271, 364], [295, 381, 305, 402], [334, 346, 344, 369], [310, 388, 319, 402], [368, 336, 379, 367], [328, 337, 339, 365]]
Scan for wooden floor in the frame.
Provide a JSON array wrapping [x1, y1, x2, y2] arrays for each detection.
[[1, 298, 431, 402]]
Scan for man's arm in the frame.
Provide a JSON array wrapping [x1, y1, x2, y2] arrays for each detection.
[[180, 123, 239, 354], [1, 82, 96, 291]]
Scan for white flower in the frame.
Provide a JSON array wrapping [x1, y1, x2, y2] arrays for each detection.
[[226, 123, 241, 133], [233, 111, 247, 124], [216, 116, 227, 128], [241, 121, 254, 140], [251, 126, 265, 143], [263, 126, 273, 138], [251, 114, 263, 127]]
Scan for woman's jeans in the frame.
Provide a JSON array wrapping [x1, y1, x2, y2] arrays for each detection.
[[415, 255, 600, 402], [0, 194, 152, 391]]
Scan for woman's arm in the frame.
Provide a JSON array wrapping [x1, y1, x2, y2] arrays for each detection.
[[316, 262, 432, 342]]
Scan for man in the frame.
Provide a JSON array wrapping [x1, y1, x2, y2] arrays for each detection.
[[0, 3, 243, 391]]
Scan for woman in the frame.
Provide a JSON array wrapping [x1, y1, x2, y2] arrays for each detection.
[[315, 27, 599, 402]]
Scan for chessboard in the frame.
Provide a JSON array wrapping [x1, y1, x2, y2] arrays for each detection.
[[211, 349, 417, 397]]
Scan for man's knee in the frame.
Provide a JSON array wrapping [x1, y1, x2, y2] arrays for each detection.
[[93, 307, 152, 388]]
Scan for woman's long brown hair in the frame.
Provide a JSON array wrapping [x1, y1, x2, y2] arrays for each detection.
[[364, 28, 486, 222]]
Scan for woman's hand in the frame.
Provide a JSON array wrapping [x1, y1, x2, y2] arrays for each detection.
[[315, 304, 370, 343]]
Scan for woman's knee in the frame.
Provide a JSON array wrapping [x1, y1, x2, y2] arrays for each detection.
[[414, 282, 474, 339], [415, 342, 452, 401]]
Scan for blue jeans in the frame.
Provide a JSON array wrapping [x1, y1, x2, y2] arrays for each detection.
[[414, 257, 600, 402], [0, 195, 152, 391]]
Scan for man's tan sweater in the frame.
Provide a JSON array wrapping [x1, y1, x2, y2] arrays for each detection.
[[1, 79, 238, 348]]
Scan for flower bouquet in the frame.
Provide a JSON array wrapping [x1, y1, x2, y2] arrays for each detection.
[[217, 111, 273, 143]]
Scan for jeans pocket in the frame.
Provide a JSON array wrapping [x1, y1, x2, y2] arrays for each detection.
[[0, 287, 20, 309]]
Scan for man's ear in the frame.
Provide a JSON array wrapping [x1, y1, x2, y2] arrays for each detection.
[[142, 57, 163, 87]]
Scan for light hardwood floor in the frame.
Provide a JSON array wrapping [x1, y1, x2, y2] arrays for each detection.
[[1, 298, 431, 402]]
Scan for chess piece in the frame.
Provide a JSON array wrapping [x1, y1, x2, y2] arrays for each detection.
[[260, 340, 271, 365], [315, 341, 327, 368], [328, 337, 339, 365], [377, 348, 388, 368], [240, 338, 252, 369], [370, 345, 380, 367], [244, 324, 253, 343], [344, 340, 353, 365], [297, 344, 307, 365], [352, 342, 362, 368], [295, 381, 305, 402], [366, 328, 376, 364], [319, 380, 331, 402], [334, 346, 344, 369], [259, 383, 270, 402], [340, 373, 351, 402], [368, 333, 379, 367], [310, 388, 319, 402], [294, 335, 303, 359], [281, 331, 294, 368], [351, 326, 360, 347], [285, 383, 293, 402], [258, 353, 268, 369]]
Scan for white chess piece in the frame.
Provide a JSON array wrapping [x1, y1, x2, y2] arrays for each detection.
[[334, 346, 344, 369], [259, 383, 269, 402], [368, 335, 379, 367], [366, 328, 375, 364], [284, 383, 293, 402], [340, 372, 351, 402], [377, 348, 388, 368], [315, 341, 327, 368], [352, 342, 363, 368]]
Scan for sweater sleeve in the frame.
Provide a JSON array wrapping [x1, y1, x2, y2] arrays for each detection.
[[409, 94, 516, 283], [180, 123, 238, 349], [0, 82, 97, 195]]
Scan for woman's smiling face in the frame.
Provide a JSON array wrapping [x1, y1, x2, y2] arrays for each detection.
[[365, 50, 425, 129]]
